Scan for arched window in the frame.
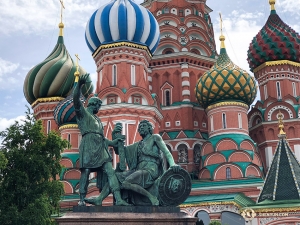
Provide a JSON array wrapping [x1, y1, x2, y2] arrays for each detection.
[[238, 113, 242, 129], [67, 133, 71, 143], [112, 64, 117, 86], [210, 116, 214, 132], [292, 82, 297, 97], [165, 90, 171, 106], [193, 144, 201, 163], [47, 120, 51, 134], [195, 211, 210, 225], [264, 84, 267, 100], [221, 212, 245, 225], [131, 65, 136, 86], [276, 81, 281, 99], [177, 144, 188, 163], [222, 113, 227, 129], [226, 167, 231, 179]]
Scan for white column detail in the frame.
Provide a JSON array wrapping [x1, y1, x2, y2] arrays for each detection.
[[265, 146, 273, 168], [293, 145, 300, 162]]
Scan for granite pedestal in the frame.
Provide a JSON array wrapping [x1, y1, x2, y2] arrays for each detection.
[[55, 206, 197, 225]]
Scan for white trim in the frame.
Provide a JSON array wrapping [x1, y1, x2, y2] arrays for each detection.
[[238, 113, 242, 129], [175, 141, 191, 150], [182, 81, 190, 87], [264, 84, 267, 100], [292, 82, 297, 97], [181, 63, 189, 69], [182, 90, 190, 95], [112, 64, 117, 86], [148, 76, 152, 82], [210, 116, 214, 132], [181, 71, 189, 77], [276, 81, 281, 99], [131, 65, 136, 85], [265, 146, 273, 168]]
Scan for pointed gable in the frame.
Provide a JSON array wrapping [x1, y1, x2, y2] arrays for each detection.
[[258, 136, 300, 203]]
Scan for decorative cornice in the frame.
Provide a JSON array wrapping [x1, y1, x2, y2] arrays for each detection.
[[206, 101, 249, 111], [92, 42, 152, 58], [254, 60, 300, 73], [31, 97, 64, 108], [180, 201, 241, 208], [59, 124, 78, 130], [254, 206, 300, 213]]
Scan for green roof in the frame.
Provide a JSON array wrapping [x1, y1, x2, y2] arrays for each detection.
[[183, 193, 255, 207], [192, 178, 264, 189], [258, 137, 300, 203]]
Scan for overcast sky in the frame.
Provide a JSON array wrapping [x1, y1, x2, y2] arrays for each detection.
[[0, 0, 299, 131]]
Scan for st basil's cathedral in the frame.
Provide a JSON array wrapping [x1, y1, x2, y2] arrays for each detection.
[[23, 0, 300, 224]]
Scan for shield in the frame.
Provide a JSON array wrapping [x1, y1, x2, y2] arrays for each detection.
[[158, 167, 192, 206]]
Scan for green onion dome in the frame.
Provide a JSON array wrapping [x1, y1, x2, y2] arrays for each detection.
[[247, 0, 300, 72], [23, 34, 93, 105], [195, 35, 257, 109]]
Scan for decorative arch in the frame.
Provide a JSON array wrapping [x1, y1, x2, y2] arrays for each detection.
[[228, 151, 251, 162], [202, 142, 214, 156], [268, 128, 275, 140], [64, 169, 81, 180], [204, 152, 226, 166], [216, 139, 238, 151], [61, 181, 74, 194], [60, 158, 73, 168], [155, 42, 181, 55], [288, 126, 296, 138], [253, 153, 263, 167], [240, 140, 255, 151], [177, 143, 189, 163], [125, 87, 154, 105], [214, 164, 243, 180], [267, 104, 294, 121], [199, 168, 211, 179], [245, 165, 261, 177], [98, 87, 125, 103], [248, 110, 263, 128]]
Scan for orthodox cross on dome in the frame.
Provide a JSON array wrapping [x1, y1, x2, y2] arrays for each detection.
[[278, 110, 286, 136], [219, 13, 225, 49], [269, 0, 276, 11], [58, 0, 65, 36], [74, 54, 80, 82]]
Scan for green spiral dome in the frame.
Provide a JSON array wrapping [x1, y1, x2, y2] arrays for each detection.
[[23, 36, 93, 104]]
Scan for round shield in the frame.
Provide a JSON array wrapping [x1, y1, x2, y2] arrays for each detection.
[[158, 167, 192, 206]]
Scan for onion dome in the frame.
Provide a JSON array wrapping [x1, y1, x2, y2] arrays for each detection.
[[85, 0, 160, 54], [24, 24, 94, 105], [247, 0, 300, 72], [53, 93, 85, 126], [195, 35, 257, 109]]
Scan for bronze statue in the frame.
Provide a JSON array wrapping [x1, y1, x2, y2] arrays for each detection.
[[85, 120, 191, 206], [73, 74, 129, 206]]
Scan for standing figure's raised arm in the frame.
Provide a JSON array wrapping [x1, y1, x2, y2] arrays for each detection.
[[73, 74, 89, 119]]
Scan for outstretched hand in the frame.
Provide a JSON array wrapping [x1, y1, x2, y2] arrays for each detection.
[[78, 74, 90, 86]]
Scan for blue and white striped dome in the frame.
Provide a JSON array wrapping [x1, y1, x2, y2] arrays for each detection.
[[85, 0, 160, 54]]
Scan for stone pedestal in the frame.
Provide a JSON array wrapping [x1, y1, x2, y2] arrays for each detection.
[[55, 206, 197, 225]]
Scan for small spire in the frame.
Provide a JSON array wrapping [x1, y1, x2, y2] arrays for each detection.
[[74, 54, 80, 83], [269, 0, 276, 11], [219, 13, 226, 49], [59, 0, 65, 36], [278, 110, 286, 136]]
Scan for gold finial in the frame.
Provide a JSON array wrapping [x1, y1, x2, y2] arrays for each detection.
[[269, 0, 276, 11], [59, 0, 65, 36], [219, 13, 226, 49], [74, 54, 80, 82], [278, 110, 286, 135]]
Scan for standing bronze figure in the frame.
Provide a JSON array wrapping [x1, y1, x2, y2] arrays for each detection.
[[73, 74, 129, 206]]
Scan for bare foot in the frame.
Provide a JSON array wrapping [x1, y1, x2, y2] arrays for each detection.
[[150, 197, 159, 206], [84, 197, 103, 206], [115, 199, 131, 206]]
